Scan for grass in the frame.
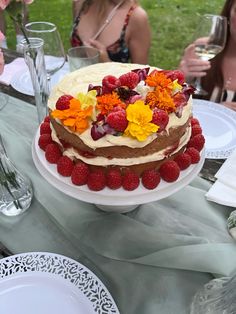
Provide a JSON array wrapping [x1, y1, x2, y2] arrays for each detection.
[[5, 0, 223, 69]]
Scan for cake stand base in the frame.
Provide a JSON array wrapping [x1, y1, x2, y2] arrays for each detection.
[[96, 204, 140, 213]]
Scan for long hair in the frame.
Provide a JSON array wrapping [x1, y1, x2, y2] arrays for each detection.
[[201, 0, 234, 98]]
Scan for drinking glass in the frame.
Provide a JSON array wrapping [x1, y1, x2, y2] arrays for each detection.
[[24, 22, 66, 88], [67, 46, 100, 72], [192, 14, 227, 96], [190, 274, 236, 313]]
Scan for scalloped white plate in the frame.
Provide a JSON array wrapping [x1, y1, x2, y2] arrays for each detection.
[[32, 128, 205, 212], [0, 252, 119, 314], [192, 99, 236, 159]]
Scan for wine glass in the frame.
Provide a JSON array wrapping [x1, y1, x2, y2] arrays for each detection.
[[24, 21, 66, 89], [192, 14, 227, 96]]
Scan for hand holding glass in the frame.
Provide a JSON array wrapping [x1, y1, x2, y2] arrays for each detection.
[[192, 14, 227, 96]]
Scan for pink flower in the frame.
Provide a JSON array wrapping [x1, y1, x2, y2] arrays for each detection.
[[0, 31, 5, 42], [0, 0, 10, 10]]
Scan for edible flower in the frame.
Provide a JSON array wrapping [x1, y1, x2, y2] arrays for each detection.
[[51, 98, 93, 134], [77, 90, 97, 120], [124, 100, 158, 141], [146, 88, 176, 113], [96, 92, 126, 115]]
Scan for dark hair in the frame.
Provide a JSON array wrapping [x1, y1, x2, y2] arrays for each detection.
[[202, 0, 234, 98]]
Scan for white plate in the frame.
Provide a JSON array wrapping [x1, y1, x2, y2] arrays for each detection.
[[32, 128, 205, 212], [0, 252, 119, 314], [192, 99, 236, 159], [11, 62, 69, 96]]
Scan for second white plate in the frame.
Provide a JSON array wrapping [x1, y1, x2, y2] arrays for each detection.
[[193, 99, 236, 159]]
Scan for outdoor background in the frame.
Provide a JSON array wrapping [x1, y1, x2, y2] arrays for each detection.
[[5, 0, 224, 69]]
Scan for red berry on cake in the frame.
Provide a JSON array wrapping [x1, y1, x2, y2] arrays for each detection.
[[40, 122, 51, 135], [174, 152, 191, 170], [187, 134, 205, 151], [159, 161, 180, 182], [106, 108, 128, 132], [122, 171, 140, 191], [102, 75, 120, 93], [119, 72, 139, 89], [57, 156, 74, 177], [106, 168, 122, 190], [38, 133, 53, 151], [44, 116, 50, 123], [87, 170, 106, 191], [45, 143, 62, 164], [185, 147, 200, 164], [56, 94, 73, 110], [191, 117, 200, 126], [151, 108, 169, 132], [141, 169, 161, 190], [71, 162, 89, 185], [191, 124, 202, 137]]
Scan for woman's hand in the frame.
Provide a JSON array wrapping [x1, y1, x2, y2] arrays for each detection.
[[179, 44, 211, 80], [87, 39, 111, 62]]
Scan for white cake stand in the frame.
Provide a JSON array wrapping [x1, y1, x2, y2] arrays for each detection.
[[32, 129, 205, 213]]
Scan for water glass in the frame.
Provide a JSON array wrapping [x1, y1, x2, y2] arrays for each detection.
[[0, 136, 33, 216], [67, 46, 100, 72]]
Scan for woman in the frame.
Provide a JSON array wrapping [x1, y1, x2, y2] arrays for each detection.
[[179, 0, 236, 111], [71, 0, 151, 64]]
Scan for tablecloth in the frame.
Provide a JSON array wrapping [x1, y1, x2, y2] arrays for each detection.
[[0, 94, 235, 314]]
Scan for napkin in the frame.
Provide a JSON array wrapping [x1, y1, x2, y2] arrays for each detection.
[[206, 148, 236, 207], [0, 57, 27, 85]]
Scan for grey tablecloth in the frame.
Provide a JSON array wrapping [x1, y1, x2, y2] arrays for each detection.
[[0, 94, 235, 314]]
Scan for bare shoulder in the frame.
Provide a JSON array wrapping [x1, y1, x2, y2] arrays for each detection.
[[130, 5, 149, 23]]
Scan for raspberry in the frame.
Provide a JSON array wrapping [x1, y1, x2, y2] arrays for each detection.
[[163, 70, 185, 85], [44, 116, 50, 123], [191, 117, 200, 126], [151, 108, 169, 132], [71, 162, 89, 185], [45, 143, 62, 164], [185, 147, 200, 164], [141, 169, 161, 190], [119, 72, 139, 89], [40, 122, 51, 135], [56, 94, 73, 110], [106, 109, 128, 132], [159, 161, 180, 182], [102, 75, 120, 93], [174, 152, 191, 170], [87, 170, 106, 191], [38, 133, 53, 151], [106, 168, 122, 190], [57, 156, 74, 177], [122, 171, 140, 191], [191, 124, 202, 137], [187, 134, 205, 151]]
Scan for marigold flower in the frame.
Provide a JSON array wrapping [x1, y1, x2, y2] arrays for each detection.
[[51, 97, 93, 134], [96, 92, 126, 115], [124, 100, 158, 141], [146, 88, 176, 113], [145, 70, 173, 91]]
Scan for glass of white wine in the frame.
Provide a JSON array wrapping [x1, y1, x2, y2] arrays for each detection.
[[192, 14, 227, 96]]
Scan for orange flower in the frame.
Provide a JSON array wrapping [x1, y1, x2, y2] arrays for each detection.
[[145, 70, 173, 92], [51, 98, 93, 133], [96, 92, 125, 115], [146, 88, 176, 113]]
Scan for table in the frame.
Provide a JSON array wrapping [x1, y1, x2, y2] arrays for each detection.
[[0, 49, 235, 314]]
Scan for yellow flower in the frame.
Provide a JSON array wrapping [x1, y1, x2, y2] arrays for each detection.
[[76, 90, 97, 120], [124, 100, 158, 141]]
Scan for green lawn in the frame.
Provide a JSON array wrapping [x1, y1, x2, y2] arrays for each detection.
[[5, 0, 223, 69]]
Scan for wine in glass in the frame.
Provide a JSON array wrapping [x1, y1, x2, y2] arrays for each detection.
[[192, 14, 227, 96], [24, 21, 66, 89]]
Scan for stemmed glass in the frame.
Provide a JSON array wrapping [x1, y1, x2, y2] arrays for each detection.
[[24, 21, 66, 89], [192, 14, 227, 96]]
